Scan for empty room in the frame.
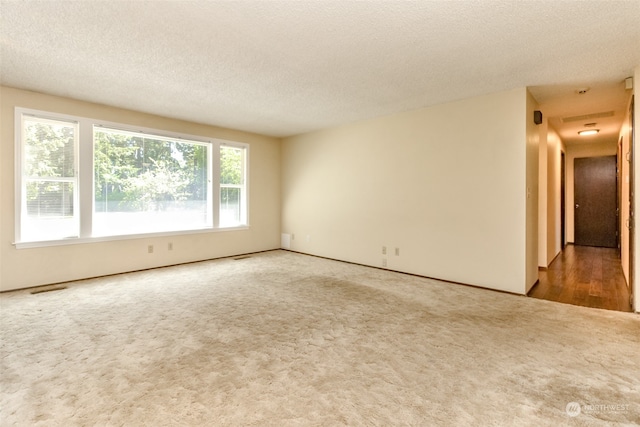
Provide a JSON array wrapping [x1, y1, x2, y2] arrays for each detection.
[[1, 1, 639, 425]]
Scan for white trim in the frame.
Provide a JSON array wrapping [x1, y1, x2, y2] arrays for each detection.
[[91, 120, 213, 145], [244, 143, 250, 226], [15, 108, 81, 243], [80, 118, 94, 238], [211, 140, 221, 228], [219, 143, 249, 227], [14, 109, 23, 244], [13, 226, 250, 249]]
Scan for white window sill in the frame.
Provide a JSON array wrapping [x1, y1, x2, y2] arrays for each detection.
[[14, 225, 250, 249]]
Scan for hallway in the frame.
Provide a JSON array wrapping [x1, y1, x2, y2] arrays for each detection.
[[528, 245, 632, 312]]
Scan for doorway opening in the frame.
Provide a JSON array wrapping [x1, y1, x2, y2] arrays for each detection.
[[528, 79, 636, 312], [530, 145, 633, 312]]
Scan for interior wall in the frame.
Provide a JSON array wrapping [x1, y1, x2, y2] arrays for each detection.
[[538, 123, 564, 268], [282, 88, 532, 294], [565, 140, 618, 244], [0, 86, 282, 292], [538, 119, 548, 267], [525, 91, 540, 291], [619, 94, 633, 285], [546, 127, 564, 265]]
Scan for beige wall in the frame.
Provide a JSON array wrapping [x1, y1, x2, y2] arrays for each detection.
[[565, 141, 617, 244], [282, 88, 534, 294], [546, 128, 564, 265], [538, 121, 564, 268], [0, 86, 282, 291], [538, 119, 549, 266], [619, 93, 633, 286], [525, 91, 540, 291]]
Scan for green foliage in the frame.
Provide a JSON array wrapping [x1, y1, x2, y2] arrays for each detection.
[[221, 146, 243, 185], [94, 129, 209, 211], [122, 159, 190, 210], [220, 146, 244, 208], [24, 120, 76, 215], [94, 131, 138, 201], [25, 123, 244, 215], [24, 120, 75, 179]]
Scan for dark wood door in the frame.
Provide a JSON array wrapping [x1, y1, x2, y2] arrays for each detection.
[[574, 156, 617, 248]]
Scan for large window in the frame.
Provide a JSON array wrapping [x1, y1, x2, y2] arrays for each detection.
[[16, 109, 248, 246], [93, 127, 212, 236]]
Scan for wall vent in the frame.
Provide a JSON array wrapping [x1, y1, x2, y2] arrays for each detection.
[[562, 111, 614, 123]]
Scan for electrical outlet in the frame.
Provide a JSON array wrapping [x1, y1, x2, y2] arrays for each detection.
[[168, 242, 173, 251], [382, 246, 387, 255], [395, 247, 400, 256], [148, 245, 154, 254], [382, 259, 387, 267]]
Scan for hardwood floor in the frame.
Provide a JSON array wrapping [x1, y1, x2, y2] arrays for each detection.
[[528, 244, 632, 312]]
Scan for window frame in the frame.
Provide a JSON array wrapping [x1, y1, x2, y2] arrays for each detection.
[[14, 107, 249, 249], [15, 109, 81, 244], [219, 143, 249, 228]]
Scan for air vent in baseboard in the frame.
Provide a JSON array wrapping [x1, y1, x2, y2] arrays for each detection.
[[31, 285, 67, 294]]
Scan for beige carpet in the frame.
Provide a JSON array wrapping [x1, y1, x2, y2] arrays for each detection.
[[1, 250, 638, 426]]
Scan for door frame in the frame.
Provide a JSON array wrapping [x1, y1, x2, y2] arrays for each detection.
[[561, 151, 566, 248], [629, 95, 635, 310]]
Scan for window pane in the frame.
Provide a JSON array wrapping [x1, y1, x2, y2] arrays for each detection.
[[21, 117, 78, 241], [219, 146, 246, 227], [24, 119, 75, 179], [220, 187, 242, 226], [220, 146, 244, 185], [26, 180, 75, 216], [93, 128, 211, 236]]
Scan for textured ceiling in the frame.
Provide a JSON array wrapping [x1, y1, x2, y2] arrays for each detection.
[[1, 1, 639, 138]]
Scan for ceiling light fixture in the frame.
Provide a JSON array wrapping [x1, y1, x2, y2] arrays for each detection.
[[578, 129, 599, 136]]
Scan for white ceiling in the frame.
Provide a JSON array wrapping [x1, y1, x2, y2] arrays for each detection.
[[1, 1, 639, 139]]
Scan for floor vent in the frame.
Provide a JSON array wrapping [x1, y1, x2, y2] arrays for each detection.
[[30, 285, 67, 295]]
